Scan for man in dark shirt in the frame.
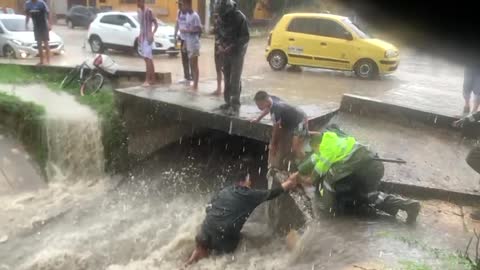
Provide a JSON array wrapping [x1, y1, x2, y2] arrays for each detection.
[[25, 0, 51, 65], [253, 91, 309, 168], [185, 170, 298, 266], [215, 0, 249, 113]]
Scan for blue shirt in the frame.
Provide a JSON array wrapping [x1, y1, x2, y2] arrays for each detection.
[[25, 0, 49, 30], [270, 96, 306, 130]]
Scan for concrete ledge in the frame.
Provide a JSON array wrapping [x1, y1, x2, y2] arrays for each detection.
[[115, 84, 338, 143], [380, 181, 480, 205], [0, 62, 172, 85], [335, 95, 480, 204], [340, 94, 480, 136]]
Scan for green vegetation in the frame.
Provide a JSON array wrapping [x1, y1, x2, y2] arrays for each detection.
[[0, 91, 47, 175], [375, 231, 472, 270], [0, 64, 128, 174], [399, 260, 432, 270]]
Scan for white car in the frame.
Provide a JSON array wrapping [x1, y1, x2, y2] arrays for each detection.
[[88, 11, 179, 57], [0, 14, 65, 59]]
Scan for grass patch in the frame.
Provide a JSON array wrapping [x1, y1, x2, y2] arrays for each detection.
[[399, 260, 432, 270], [0, 91, 47, 174], [0, 64, 128, 173], [376, 232, 472, 270]]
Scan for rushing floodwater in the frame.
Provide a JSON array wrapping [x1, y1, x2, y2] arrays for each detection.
[[0, 84, 476, 270]]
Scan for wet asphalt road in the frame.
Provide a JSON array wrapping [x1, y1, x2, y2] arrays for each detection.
[[0, 25, 466, 116]]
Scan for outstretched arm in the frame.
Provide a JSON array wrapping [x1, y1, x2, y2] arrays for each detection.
[[252, 108, 270, 123]]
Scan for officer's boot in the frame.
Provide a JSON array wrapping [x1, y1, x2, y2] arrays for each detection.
[[370, 192, 421, 224]]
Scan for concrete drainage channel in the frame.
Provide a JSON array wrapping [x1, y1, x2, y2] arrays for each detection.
[[0, 63, 479, 269]]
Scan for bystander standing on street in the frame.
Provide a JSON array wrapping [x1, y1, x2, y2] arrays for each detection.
[[211, 1, 223, 96], [174, 0, 193, 85], [180, 0, 202, 91], [216, 0, 249, 113], [137, 0, 158, 87], [25, 0, 51, 65]]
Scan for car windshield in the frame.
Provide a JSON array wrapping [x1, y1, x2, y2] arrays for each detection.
[[1, 18, 33, 31], [132, 14, 166, 26], [342, 18, 370, 39]]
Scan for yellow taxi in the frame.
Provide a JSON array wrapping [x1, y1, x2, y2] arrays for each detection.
[[265, 13, 399, 79]]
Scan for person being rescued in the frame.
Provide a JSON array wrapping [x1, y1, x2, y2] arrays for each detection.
[[296, 124, 421, 223], [185, 169, 298, 266]]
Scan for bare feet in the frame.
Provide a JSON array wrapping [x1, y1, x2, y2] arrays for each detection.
[[142, 82, 151, 87], [211, 89, 222, 96], [191, 86, 198, 91]]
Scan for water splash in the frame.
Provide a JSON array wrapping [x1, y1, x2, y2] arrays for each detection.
[[0, 84, 105, 182]]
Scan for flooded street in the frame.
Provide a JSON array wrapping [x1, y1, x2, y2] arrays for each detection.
[[0, 25, 465, 116]]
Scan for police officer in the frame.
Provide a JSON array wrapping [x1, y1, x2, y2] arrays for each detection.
[[297, 124, 421, 223]]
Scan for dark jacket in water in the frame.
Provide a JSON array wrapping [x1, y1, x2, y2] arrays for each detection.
[[197, 185, 284, 253]]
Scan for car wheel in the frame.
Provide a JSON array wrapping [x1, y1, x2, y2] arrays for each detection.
[[89, 36, 104, 53], [268, 51, 287, 71], [67, 20, 74, 29], [3, 45, 16, 59], [354, 59, 378, 80]]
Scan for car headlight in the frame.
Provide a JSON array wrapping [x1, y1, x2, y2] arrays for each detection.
[[385, 49, 398, 58]]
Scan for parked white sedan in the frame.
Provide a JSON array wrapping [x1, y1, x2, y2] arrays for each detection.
[[88, 11, 179, 57], [0, 14, 65, 59]]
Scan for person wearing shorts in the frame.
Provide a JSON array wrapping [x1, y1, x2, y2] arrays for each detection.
[[463, 64, 480, 114], [174, 1, 192, 84], [137, 0, 158, 87], [252, 91, 309, 169], [25, 0, 51, 65], [180, 0, 202, 91]]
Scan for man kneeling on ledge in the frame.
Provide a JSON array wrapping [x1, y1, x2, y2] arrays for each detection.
[[185, 170, 298, 266], [297, 124, 421, 223]]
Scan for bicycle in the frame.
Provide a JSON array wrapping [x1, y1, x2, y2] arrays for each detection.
[[60, 54, 115, 96]]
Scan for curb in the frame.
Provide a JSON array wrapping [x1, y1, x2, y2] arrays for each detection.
[[340, 94, 480, 204], [0, 63, 172, 84]]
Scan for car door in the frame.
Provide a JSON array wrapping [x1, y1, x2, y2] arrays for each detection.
[[98, 14, 120, 45], [312, 18, 353, 70], [76, 7, 90, 27], [71, 7, 83, 26], [114, 15, 137, 47], [284, 17, 319, 67]]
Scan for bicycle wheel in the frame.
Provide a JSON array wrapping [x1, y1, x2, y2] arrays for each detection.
[[80, 73, 104, 96], [60, 66, 80, 89]]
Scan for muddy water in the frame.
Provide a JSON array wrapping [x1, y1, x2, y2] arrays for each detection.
[[0, 135, 474, 270], [0, 85, 474, 270], [0, 84, 104, 182]]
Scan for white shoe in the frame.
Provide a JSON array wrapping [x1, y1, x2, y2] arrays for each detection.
[[177, 79, 188, 84]]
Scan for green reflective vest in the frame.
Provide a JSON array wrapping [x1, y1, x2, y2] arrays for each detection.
[[310, 131, 356, 177]]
